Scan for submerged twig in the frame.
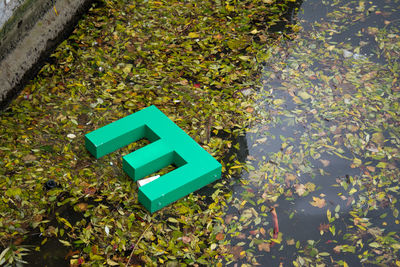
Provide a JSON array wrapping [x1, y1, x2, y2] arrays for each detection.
[[270, 208, 279, 247], [125, 223, 152, 267]]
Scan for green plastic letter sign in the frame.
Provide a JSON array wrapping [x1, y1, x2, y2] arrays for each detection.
[[85, 106, 222, 213]]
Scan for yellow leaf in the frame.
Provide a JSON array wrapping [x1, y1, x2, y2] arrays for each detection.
[[59, 239, 72, 246], [298, 91, 312, 100], [353, 157, 362, 167], [58, 217, 72, 228], [273, 99, 285, 105], [293, 96, 302, 104], [327, 209, 331, 221], [188, 32, 200, 38], [107, 259, 120, 266], [239, 56, 250, 61], [349, 188, 357, 195], [230, 165, 243, 169]]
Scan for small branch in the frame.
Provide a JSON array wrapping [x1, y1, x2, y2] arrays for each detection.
[[206, 116, 213, 144], [270, 208, 279, 247], [125, 223, 152, 267]]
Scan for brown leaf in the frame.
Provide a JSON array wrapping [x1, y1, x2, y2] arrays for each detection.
[[23, 154, 37, 162], [295, 184, 306, 196], [318, 223, 330, 233], [319, 159, 330, 167], [182, 236, 191, 244], [366, 166, 376, 172], [83, 187, 96, 195], [65, 250, 80, 260], [33, 214, 43, 222], [225, 214, 234, 224], [215, 233, 225, 241], [245, 106, 254, 113], [258, 243, 270, 252], [249, 229, 259, 235], [75, 203, 88, 212], [346, 196, 354, 206], [236, 233, 246, 239], [286, 239, 295, 245], [333, 245, 341, 254], [285, 173, 297, 182], [13, 237, 23, 246], [230, 245, 244, 260], [310, 197, 326, 208], [259, 227, 266, 236]]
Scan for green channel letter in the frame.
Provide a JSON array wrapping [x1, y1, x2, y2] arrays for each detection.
[[85, 105, 222, 213]]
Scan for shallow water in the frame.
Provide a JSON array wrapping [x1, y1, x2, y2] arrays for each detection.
[[223, 0, 400, 265]]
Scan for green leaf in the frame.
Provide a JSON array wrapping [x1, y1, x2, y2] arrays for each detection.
[[368, 242, 380, 248], [376, 162, 387, 168], [319, 252, 330, 256], [59, 239, 72, 246], [168, 217, 179, 223], [335, 205, 340, 213]]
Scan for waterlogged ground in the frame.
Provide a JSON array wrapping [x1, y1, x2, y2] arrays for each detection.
[[0, 0, 399, 266]]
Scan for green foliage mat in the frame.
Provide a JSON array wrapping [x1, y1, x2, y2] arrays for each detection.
[[0, 0, 298, 265]]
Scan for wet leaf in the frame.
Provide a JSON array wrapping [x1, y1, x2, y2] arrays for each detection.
[[258, 243, 270, 252], [310, 197, 326, 208], [215, 233, 225, 241], [295, 184, 306, 196], [182, 236, 191, 244]]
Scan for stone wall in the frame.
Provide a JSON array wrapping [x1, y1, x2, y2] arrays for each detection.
[[0, 0, 94, 108]]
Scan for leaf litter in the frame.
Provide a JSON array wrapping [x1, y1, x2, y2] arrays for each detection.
[[1, 0, 400, 266]]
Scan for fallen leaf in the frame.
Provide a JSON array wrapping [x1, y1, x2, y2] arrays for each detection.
[[318, 223, 330, 233], [67, 133, 76, 139], [366, 166, 376, 172], [23, 154, 37, 161], [295, 184, 306, 196], [258, 243, 270, 252], [182, 236, 191, 244], [310, 197, 326, 208], [215, 233, 225, 241], [236, 233, 246, 239], [246, 106, 254, 113], [333, 245, 341, 253], [230, 245, 245, 260], [286, 239, 295, 245], [319, 159, 330, 167], [188, 32, 200, 38], [285, 173, 297, 182], [75, 203, 88, 212], [259, 227, 266, 236], [298, 91, 312, 100]]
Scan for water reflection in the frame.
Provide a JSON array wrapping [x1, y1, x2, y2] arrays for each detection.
[[224, 0, 400, 265]]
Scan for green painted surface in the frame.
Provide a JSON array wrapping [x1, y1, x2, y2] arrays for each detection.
[[85, 105, 222, 212]]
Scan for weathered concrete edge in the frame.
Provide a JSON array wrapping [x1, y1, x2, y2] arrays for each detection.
[[0, 0, 94, 109], [0, 0, 55, 62]]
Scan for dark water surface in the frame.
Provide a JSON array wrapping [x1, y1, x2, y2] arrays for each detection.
[[223, 0, 400, 265]]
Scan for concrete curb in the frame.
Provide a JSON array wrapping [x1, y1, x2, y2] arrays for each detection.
[[0, 0, 94, 109]]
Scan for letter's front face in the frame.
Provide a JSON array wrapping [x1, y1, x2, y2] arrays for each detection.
[[85, 105, 221, 212]]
